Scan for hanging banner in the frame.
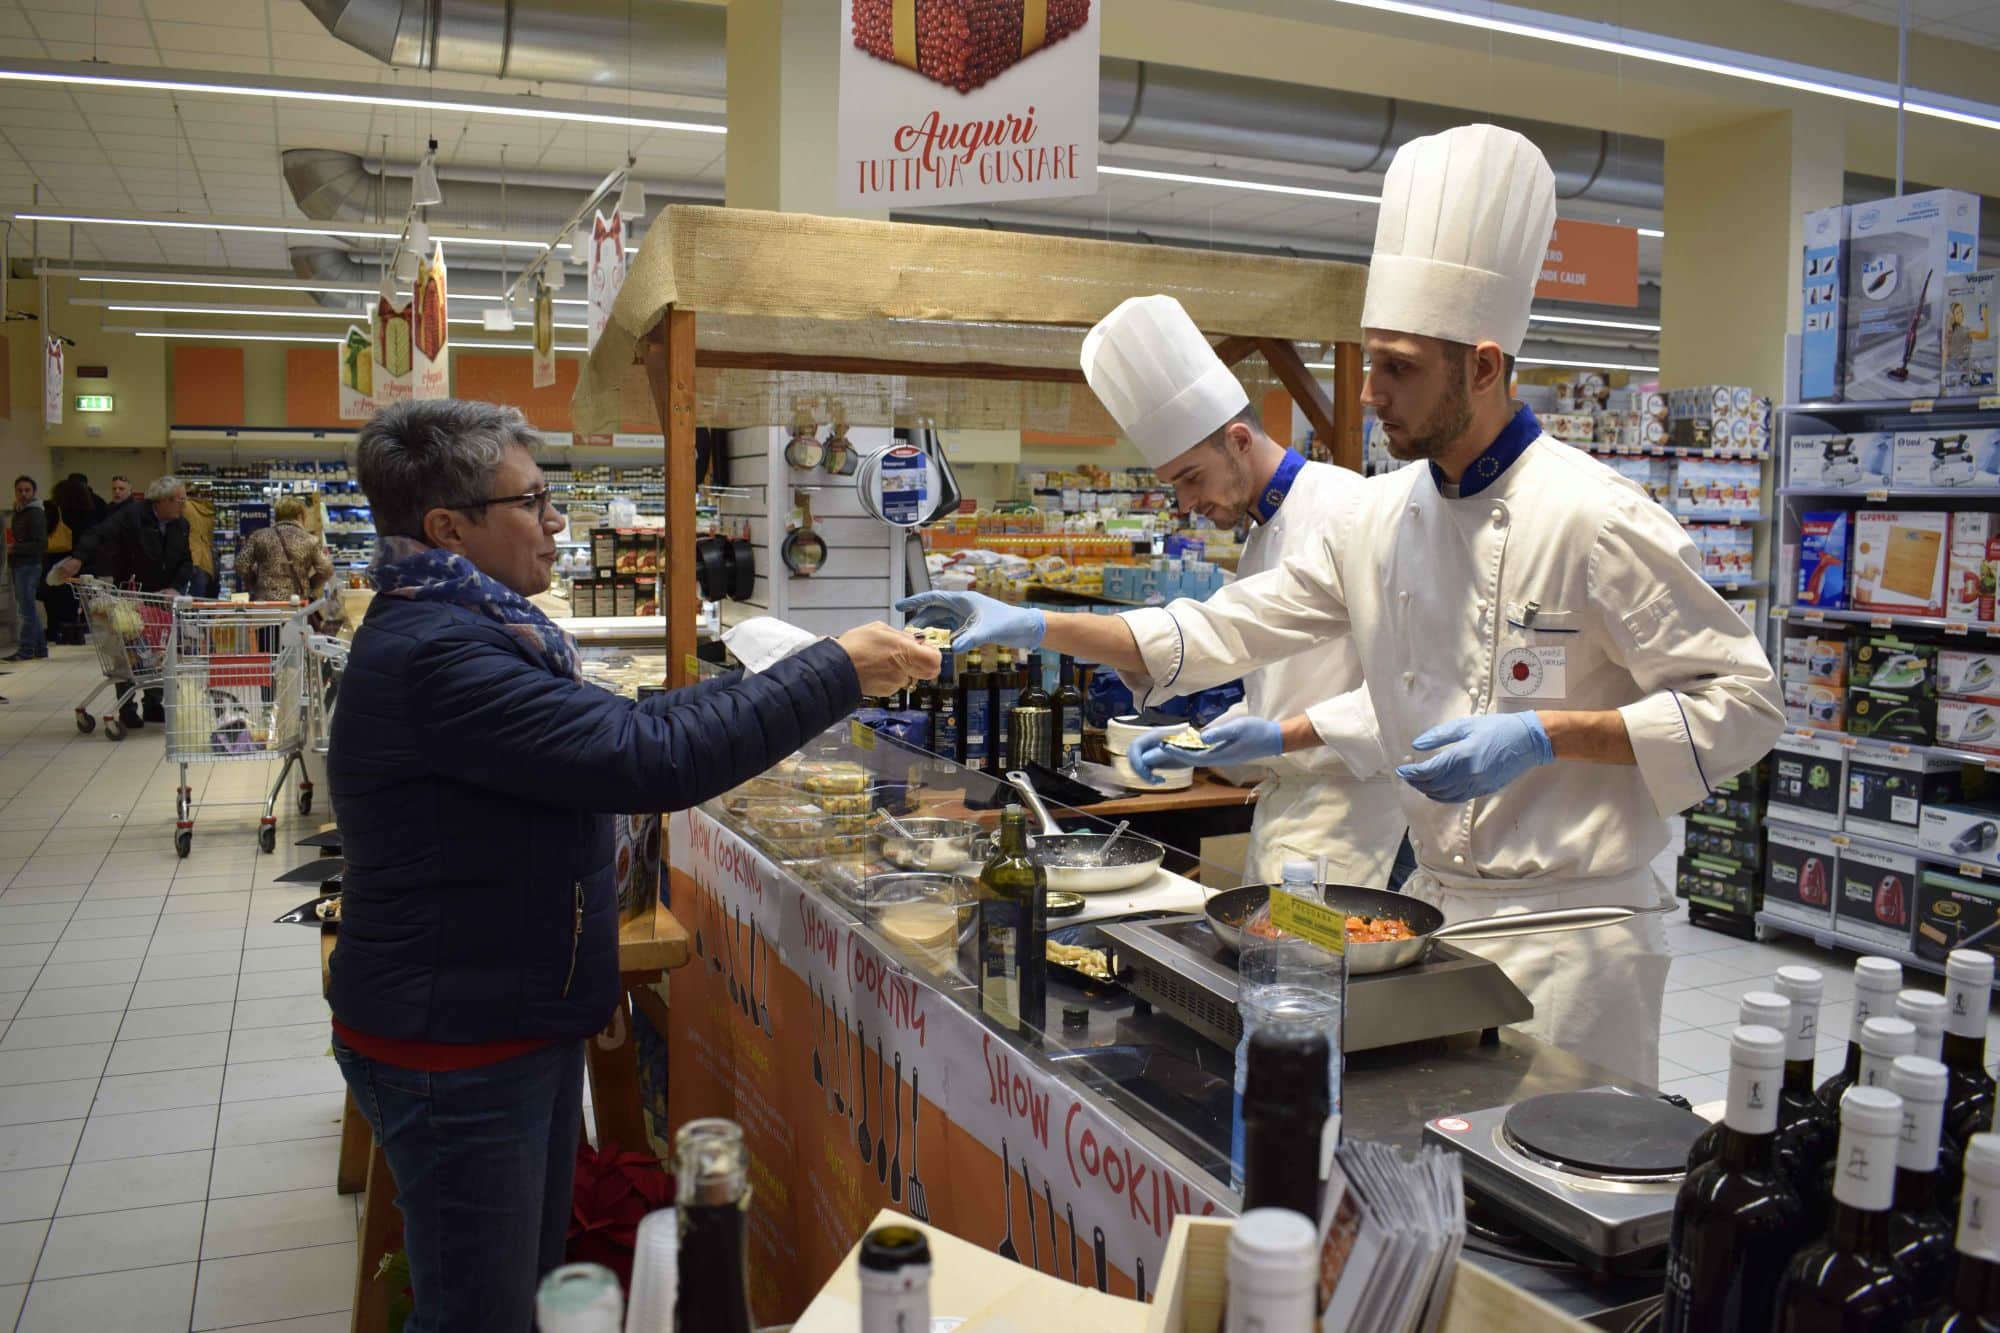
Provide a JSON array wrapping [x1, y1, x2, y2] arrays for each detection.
[[373, 294, 414, 405], [43, 336, 63, 427], [1538, 219, 1641, 308], [338, 324, 378, 421], [532, 280, 557, 389], [838, 0, 1098, 210], [413, 242, 449, 400], [586, 210, 627, 352]]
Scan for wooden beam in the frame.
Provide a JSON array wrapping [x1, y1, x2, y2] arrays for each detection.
[[1211, 336, 1259, 367], [646, 309, 700, 691], [1256, 337, 1340, 463], [1332, 340, 1364, 473], [694, 349, 1086, 384]]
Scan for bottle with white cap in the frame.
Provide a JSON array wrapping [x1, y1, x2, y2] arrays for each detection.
[[1661, 1025, 1807, 1333], [1909, 1132, 2000, 1330], [1889, 1055, 1958, 1306], [1860, 1017, 1921, 1091], [1944, 951, 1998, 1146], [1687, 992, 1792, 1173], [1776, 1086, 1917, 1331], [1224, 1208, 1318, 1333], [1774, 967, 1840, 1167], [1905, 990, 1953, 1062], [857, 1225, 931, 1333], [1819, 957, 1906, 1110]]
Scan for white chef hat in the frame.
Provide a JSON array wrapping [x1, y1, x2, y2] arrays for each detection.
[[1081, 294, 1250, 470], [1361, 124, 1558, 357]]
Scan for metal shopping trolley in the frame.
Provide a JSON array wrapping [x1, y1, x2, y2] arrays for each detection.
[[165, 599, 313, 857], [72, 577, 176, 741], [304, 633, 347, 762]]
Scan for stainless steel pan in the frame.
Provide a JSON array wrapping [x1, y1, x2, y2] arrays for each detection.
[[1204, 881, 1647, 974], [1005, 770, 1164, 894]]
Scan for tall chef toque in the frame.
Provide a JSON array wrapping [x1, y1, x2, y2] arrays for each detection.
[[1081, 294, 1250, 470], [1361, 124, 1559, 357]]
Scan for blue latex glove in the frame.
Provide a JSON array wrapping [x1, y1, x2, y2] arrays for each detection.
[[894, 591, 1045, 654], [1395, 713, 1555, 804], [1127, 716, 1284, 784]]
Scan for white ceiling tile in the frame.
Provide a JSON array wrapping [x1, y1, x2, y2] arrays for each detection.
[[152, 20, 270, 56], [24, 10, 102, 43]]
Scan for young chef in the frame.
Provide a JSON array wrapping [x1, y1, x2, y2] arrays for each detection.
[[900, 124, 1782, 1084], [1078, 293, 1408, 888]]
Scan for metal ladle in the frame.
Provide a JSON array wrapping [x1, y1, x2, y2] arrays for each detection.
[[1093, 819, 1133, 868]]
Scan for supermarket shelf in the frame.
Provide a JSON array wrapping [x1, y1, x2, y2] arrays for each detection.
[[1752, 913, 1986, 986], [1702, 575, 1757, 591], [1785, 396, 2000, 416], [1781, 725, 2000, 772], [1586, 444, 1769, 461], [1778, 487, 2000, 501], [1763, 811, 1996, 879], [1772, 605, 2000, 637], [1675, 510, 1768, 525]]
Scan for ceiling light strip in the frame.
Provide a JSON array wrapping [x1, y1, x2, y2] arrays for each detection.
[[1528, 313, 1662, 332], [102, 302, 588, 330], [51, 272, 591, 306], [1516, 355, 1660, 372], [15, 212, 550, 248]]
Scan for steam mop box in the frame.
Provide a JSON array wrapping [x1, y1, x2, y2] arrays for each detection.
[[1945, 271, 1997, 396], [1843, 190, 1981, 401]]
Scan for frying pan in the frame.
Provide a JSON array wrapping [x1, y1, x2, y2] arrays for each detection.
[[727, 536, 755, 600], [695, 535, 729, 601], [1005, 769, 1163, 894], [782, 494, 827, 577], [1204, 881, 1650, 975], [785, 425, 825, 470]]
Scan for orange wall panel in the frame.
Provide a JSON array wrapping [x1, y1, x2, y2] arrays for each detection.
[[1260, 388, 1294, 447], [173, 346, 245, 426], [285, 348, 346, 428], [454, 354, 579, 431]]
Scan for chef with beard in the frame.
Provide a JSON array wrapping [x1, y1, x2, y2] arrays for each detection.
[[900, 124, 1782, 1083], [1078, 294, 1409, 888]]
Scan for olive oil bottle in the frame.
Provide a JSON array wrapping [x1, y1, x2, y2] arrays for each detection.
[[976, 806, 1046, 1035]]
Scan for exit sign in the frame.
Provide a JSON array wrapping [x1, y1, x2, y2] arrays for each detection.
[[73, 394, 114, 413]]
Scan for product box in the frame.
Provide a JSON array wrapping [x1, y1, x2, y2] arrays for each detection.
[[1789, 433, 1893, 491], [851, 0, 1092, 93], [590, 527, 618, 572], [1683, 824, 1764, 869], [1850, 631, 1937, 692], [1893, 429, 2000, 489], [634, 575, 660, 618], [1948, 511, 2000, 627], [1939, 648, 2000, 699], [1945, 271, 1998, 396], [1939, 697, 2000, 754], [1836, 842, 1919, 952], [1853, 509, 1950, 616], [1802, 205, 1849, 402], [1770, 732, 1848, 830], [569, 578, 596, 618], [1847, 686, 1938, 744], [1764, 825, 1840, 930], [1917, 803, 2000, 873], [1796, 510, 1853, 609], [1845, 751, 1962, 841], [612, 577, 638, 618], [1844, 190, 1982, 401], [1784, 631, 1851, 687], [1786, 680, 1847, 731], [1677, 854, 1759, 918], [1913, 869, 2000, 965]]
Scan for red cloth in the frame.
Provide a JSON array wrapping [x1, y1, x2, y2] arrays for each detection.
[[332, 1018, 555, 1073]]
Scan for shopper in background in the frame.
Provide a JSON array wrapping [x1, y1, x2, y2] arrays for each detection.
[[235, 495, 333, 603], [326, 398, 936, 1333], [184, 487, 219, 597], [7, 476, 48, 661], [107, 474, 134, 513], [40, 474, 99, 645], [54, 476, 194, 727]]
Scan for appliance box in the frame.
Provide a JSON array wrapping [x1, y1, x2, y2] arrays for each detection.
[[1846, 686, 1938, 745], [1938, 697, 2000, 755], [1850, 630, 1938, 692], [1764, 826, 1840, 930], [1801, 204, 1847, 402], [1853, 510, 1950, 616], [1844, 751, 1962, 842], [1785, 681, 1847, 732], [1835, 843, 1920, 952], [1893, 428, 2000, 489], [1948, 511, 2000, 627], [1784, 632, 1851, 687], [1913, 870, 2000, 966], [1843, 189, 1982, 401], [1796, 510, 1854, 610], [1770, 733, 1848, 830], [1678, 854, 1758, 918], [1917, 803, 2000, 874], [1939, 648, 2000, 699], [1789, 433, 1892, 492], [1944, 270, 1997, 396]]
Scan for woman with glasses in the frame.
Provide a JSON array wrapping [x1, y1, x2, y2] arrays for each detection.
[[327, 399, 939, 1333]]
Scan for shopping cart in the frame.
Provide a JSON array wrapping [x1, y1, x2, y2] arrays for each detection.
[[305, 633, 347, 761], [72, 577, 176, 741], [165, 599, 313, 857]]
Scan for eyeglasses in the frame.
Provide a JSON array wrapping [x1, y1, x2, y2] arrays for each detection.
[[456, 486, 561, 519]]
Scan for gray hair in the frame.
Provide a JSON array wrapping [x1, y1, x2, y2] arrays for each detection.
[[356, 399, 540, 539], [145, 476, 185, 503]]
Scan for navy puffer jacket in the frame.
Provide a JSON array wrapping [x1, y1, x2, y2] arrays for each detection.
[[328, 595, 860, 1043]]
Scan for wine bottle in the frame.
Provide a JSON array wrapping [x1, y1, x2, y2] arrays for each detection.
[[1945, 951, 1998, 1146], [1863, 1018, 1922, 1091], [1889, 1056, 1958, 1308], [1240, 1022, 1334, 1225], [1689, 992, 1793, 1172], [958, 651, 991, 772], [1906, 990, 1953, 1062], [1662, 1025, 1808, 1333], [976, 806, 1047, 1034], [674, 1118, 754, 1333], [1776, 1085, 1916, 1332], [1820, 957, 1907, 1109], [931, 685, 959, 769], [1776, 966, 1842, 1237], [858, 1225, 931, 1333], [1007, 653, 1054, 770], [1054, 656, 1085, 770], [1909, 1133, 2000, 1332], [988, 650, 1021, 775]]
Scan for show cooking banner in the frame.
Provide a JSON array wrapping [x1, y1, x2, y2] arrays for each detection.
[[587, 210, 626, 352], [372, 293, 414, 405], [338, 324, 376, 421], [837, 0, 1099, 210], [654, 807, 1224, 1324], [412, 242, 449, 400]]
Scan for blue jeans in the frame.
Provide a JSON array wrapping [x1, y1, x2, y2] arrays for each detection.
[[332, 1036, 586, 1333], [11, 561, 44, 657]]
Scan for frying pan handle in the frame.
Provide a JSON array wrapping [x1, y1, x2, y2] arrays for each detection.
[[1006, 770, 1065, 837], [1431, 905, 1638, 943]]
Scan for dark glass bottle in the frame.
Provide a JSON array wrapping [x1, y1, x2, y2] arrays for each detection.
[[1890, 1056, 1959, 1308], [958, 651, 990, 772], [1945, 951, 1998, 1147], [1819, 957, 1906, 1110], [931, 685, 959, 768], [1663, 1024, 1808, 1333], [1690, 991, 1793, 1173], [674, 1118, 753, 1333], [1006, 653, 1054, 770], [1909, 1132, 2000, 1332], [858, 1225, 931, 1333], [1776, 966, 1842, 1236], [1053, 656, 1085, 770], [1240, 1024, 1333, 1226], [1775, 1085, 1916, 1333], [1809, 1018, 1922, 1230], [976, 806, 1046, 1035], [990, 650, 1024, 774]]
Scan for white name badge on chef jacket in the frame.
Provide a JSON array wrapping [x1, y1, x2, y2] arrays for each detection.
[[1498, 645, 1568, 699]]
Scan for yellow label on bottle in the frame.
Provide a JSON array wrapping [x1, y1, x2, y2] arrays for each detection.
[[1267, 891, 1348, 955]]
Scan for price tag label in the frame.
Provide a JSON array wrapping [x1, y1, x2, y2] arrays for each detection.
[[1837, 735, 1859, 749], [684, 654, 702, 681], [1866, 490, 1891, 503], [1870, 617, 1894, 629], [1831, 834, 1851, 848], [1981, 396, 2000, 412], [1985, 757, 2000, 774], [1947, 622, 1972, 637], [848, 719, 877, 751], [1888, 744, 1911, 756], [1962, 863, 1987, 879], [1267, 891, 1348, 956], [1803, 610, 1826, 624], [1912, 399, 1937, 414], [1771, 606, 1789, 620]]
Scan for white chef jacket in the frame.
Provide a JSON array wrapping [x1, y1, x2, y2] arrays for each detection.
[[1209, 458, 1407, 887]]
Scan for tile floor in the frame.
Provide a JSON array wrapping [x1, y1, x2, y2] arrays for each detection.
[[2, 649, 1998, 1329]]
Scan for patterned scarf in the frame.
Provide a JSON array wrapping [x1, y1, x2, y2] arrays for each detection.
[[369, 535, 579, 681]]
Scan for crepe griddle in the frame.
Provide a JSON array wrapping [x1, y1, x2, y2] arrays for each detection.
[[274, 856, 346, 885], [1502, 1091, 1704, 1178]]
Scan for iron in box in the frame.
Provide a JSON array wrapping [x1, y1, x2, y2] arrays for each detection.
[[1913, 869, 2000, 966], [1765, 826, 1838, 930], [1846, 686, 1938, 745], [1836, 842, 1919, 952], [1770, 733, 1847, 830], [1844, 750, 1961, 842], [1851, 631, 1937, 692]]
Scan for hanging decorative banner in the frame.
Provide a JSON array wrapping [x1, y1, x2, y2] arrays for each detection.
[[532, 280, 557, 389], [43, 336, 63, 427], [838, 0, 1098, 210], [338, 324, 377, 421], [373, 294, 414, 405], [413, 242, 450, 400], [586, 210, 627, 352]]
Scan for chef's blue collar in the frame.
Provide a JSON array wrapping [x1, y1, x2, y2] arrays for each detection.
[[1430, 404, 1541, 499], [1251, 449, 1307, 525]]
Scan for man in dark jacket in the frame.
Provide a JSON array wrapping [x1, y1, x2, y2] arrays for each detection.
[[55, 475, 194, 724], [8, 476, 48, 661], [326, 399, 937, 1333]]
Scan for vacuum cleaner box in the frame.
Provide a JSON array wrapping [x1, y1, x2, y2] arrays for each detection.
[[1764, 825, 1839, 930], [1801, 204, 1848, 402], [1770, 732, 1848, 829], [1844, 190, 1981, 401], [1945, 270, 1997, 397], [1845, 750, 1961, 842], [1913, 869, 2000, 966], [1790, 432, 1892, 491], [1918, 803, 2000, 874], [1836, 842, 1919, 952]]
